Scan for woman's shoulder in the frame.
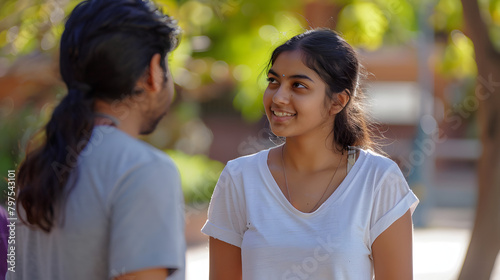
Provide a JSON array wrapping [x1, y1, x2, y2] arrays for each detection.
[[353, 148, 409, 192], [215, 148, 273, 192], [226, 147, 271, 169], [357, 148, 402, 174]]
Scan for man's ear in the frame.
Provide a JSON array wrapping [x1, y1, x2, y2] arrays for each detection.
[[144, 53, 164, 93], [329, 90, 350, 115]]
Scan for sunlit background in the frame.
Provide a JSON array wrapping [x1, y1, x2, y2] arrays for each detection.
[[1, 0, 499, 279]]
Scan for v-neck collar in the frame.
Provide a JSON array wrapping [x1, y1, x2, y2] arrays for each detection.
[[260, 147, 366, 217]]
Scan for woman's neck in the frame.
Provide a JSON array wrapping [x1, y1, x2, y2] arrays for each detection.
[[282, 135, 343, 173]]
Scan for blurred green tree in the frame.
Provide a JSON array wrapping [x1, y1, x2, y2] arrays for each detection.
[[166, 149, 224, 205]]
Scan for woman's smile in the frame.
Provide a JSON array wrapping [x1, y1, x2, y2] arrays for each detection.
[[270, 109, 296, 123]]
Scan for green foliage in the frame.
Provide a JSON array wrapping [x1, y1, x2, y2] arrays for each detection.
[[337, 2, 389, 50], [438, 30, 477, 78], [336, 0, 417, 49], [489, 0, 500, 23], [375, 0, 418, 43], [0, 105, 50, 202], [431, 0, 464, 32], [0, 0, 69, 58], [166, 150, 224, 205], [485, 0, 500, 50]]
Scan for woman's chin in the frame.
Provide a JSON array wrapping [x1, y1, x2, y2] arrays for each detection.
[[269, 128, 287, 138]]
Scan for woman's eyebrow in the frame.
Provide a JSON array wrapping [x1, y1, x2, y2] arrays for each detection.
[[268, 69, 314, 83], [289, 74, 314, 82], [268, 69, 279, 77]]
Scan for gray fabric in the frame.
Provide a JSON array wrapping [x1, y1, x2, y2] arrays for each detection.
[[347, 146, 358, 174], [7, 126, 185, 280]]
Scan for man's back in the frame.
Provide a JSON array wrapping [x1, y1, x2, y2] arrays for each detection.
[[14, 1, 183, 278], [11, 126, 185, 280]]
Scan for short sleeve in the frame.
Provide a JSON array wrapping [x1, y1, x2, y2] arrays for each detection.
[[108, 159, 185, 278], [369, 163, 419, 246], [201, 165, 247, 248]]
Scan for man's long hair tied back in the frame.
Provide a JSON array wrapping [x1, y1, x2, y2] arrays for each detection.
[[17, 0, 180, 232]]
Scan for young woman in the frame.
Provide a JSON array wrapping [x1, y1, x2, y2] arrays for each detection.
[[202, 28, 419, 280]]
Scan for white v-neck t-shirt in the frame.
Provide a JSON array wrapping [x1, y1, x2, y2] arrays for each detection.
[[202, 147, 418, 280]]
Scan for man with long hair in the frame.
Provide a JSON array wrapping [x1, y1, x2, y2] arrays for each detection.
[[9, 1, 185, 279]]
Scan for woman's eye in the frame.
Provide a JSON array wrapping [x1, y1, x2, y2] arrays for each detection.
[[267, 77, 278, 84], [293, 82, 306, 89]]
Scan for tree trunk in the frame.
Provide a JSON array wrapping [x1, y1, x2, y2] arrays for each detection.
[[459, 0, 500, 279]]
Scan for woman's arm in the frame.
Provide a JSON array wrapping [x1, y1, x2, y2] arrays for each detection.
[[372, 210, 414, 280], [209, 237, 242, 280]]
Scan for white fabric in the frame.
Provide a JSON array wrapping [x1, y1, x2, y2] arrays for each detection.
[[202, 147, 418, 280], [9, 126, 185, 280]]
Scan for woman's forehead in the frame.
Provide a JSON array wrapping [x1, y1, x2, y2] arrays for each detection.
[[270, 50, 323, 80]]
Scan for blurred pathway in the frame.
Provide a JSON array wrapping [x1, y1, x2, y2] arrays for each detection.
[[414, 228, 500, 280]]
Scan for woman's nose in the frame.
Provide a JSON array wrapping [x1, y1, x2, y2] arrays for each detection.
[[272, 86, 290, 104]]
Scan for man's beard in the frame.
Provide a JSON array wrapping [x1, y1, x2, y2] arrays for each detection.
[[139, 110, 167, 135]]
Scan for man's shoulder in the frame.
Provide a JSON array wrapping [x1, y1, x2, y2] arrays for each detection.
[[82, 126, 171, 168], [76, 126, 179, 198]]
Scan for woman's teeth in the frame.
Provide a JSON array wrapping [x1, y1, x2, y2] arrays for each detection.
[[273, 111, 295, 117]]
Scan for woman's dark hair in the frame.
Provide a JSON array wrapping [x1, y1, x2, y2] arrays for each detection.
[[17, 0, 180, 232], [269, 28, 373, 151]]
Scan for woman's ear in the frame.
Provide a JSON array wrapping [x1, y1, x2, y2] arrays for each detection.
[[330, 90, 350, 115]]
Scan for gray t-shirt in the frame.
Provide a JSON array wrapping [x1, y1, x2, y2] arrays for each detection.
[[8, 126, 185, 280]]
